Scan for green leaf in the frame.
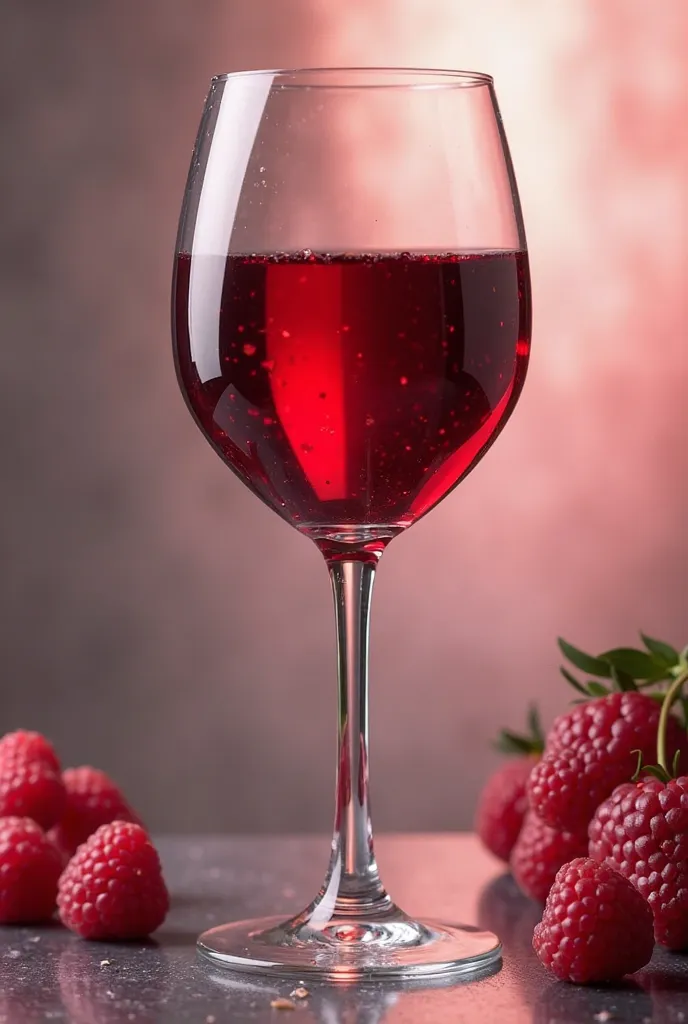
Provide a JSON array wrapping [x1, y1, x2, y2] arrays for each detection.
[[586, 681, 611, 697], [558, 639, 612, 678], [599, 647, 664, 680], [560, 666, 589, 695], [528, 704, 545, 749], [610, 665, 638, 692], [641, 764, 672, 783], [493, 703, 545, 756], [494, 730, 537, 756], [637, 677, 668, 689], [639, 633, 679, 667]]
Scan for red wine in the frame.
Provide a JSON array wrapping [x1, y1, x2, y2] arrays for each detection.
[[173, 251, 531, 550]]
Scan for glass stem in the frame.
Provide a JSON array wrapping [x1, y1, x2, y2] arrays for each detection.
[[317, 557, 393, 920]]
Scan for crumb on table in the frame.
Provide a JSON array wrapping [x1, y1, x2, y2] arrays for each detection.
[[270, 997, 297, 1011]]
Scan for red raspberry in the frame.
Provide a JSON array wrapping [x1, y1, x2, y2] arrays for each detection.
[[510, 811, 588, 902], [0, 817, 62, 923], [589, 776, 688, 950], [49, 766, 141, 858], [0, 730, 60, 772], [58, 821, 169, 940], [533, 856, 655, 983], [0, 754, 66, 830], [475, 757, 534, 862], [527, 692, 686, 831]]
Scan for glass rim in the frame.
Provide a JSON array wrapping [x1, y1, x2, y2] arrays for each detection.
[[210, 66, 494, 89]]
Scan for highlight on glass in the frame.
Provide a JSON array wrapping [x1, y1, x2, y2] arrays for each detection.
[[172, 67, 531, 979]]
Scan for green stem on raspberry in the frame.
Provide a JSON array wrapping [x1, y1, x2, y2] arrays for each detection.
[[657, 665, 688, 776]]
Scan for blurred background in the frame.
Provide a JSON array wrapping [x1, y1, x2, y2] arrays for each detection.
[[0, 0, 686, 835]]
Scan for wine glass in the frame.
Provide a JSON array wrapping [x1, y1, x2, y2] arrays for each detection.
[[172, 67, 531, 980]]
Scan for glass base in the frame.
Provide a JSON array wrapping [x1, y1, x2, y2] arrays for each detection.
[[197, 913, 501, 981]]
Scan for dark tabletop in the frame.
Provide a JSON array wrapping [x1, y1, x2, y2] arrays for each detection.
[[0, 835, 686, 1023]]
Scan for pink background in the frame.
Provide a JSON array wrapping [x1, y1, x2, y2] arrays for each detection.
[[0, 0, 686, 833]]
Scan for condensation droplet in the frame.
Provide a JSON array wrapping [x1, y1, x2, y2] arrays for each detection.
[[399, 376, 408, 386], [282, 330, 291, 338], [243, 343, 256, 356]]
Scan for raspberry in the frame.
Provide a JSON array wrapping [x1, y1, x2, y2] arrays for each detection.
[[533, 857, 655, 983], [0, 754, 66, 830], [50, 766, 141, 858], [510, 811, 588, 902], [58, 821, 169, 940], [0, 817, 62, 923], [589, 776, 688, 950], [527, 692, 686, 831], [0, 730, 60, 772], [475, 757, 534, 862]]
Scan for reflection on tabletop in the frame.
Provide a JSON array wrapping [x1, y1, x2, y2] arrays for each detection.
[[207, 960, 500, 1024]]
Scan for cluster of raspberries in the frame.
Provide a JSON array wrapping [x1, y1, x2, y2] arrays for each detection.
[[0, 730, 168, 940], [476, 691, 688, 984]]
